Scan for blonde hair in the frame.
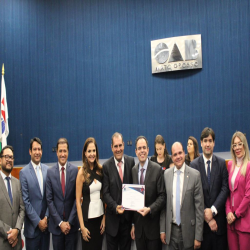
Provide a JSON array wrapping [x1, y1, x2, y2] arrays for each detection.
[[230, 131, 250, 176]]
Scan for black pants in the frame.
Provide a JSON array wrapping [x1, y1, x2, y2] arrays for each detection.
[[201, 231, 227, 250], [106, 219, 131, 250], [135, 228, 161, 250]]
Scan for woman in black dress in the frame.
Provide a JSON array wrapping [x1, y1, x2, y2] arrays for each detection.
[[150, 135, 173, 170], [185, 136, 200, 166], [76, 137, 105, 250]]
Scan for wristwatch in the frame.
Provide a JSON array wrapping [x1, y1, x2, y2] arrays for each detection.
[[212, 211, 216, 217]]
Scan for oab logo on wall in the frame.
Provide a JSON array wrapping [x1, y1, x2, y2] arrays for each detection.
[[151, 34, 202, 74]]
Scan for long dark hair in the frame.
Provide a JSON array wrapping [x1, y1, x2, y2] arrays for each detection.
[[186, 136, 200, 162], [82, 137, 102, 184], [153, 135, 170, 158]]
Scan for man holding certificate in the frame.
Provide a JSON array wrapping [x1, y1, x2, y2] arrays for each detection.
[[103, 132, 135, 250], [131, 136, 165, 250]]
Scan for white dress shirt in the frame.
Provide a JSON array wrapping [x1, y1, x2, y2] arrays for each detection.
[[114, 156, 125, 178], [31, 161, 43, 192], [202, 154, 218, 215], [0, 170, 13, 194], [172, 163, 185, 224], [59, 162, 67, 186]]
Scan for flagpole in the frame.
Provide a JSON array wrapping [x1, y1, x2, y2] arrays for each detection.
[[1, 63, 9, 148], [0, 64, 4, 151]]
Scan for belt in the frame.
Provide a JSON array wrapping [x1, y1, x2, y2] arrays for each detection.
[[172, 222, 181, 228]]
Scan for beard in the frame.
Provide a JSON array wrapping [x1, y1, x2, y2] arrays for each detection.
[[2, 165, 13, 174]]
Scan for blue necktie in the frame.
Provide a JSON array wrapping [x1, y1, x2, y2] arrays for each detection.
[[176, 170, 181, 225], [5, 177, 13, 205], [207, 160, 211, 186], [36, 165, 43, 196]]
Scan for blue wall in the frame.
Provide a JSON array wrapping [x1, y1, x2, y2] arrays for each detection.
[[0, 0, 250, 164]]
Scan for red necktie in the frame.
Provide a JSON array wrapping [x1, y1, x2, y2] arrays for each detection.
[[61, 167, 65, 196], [118, 161, 123, 183]]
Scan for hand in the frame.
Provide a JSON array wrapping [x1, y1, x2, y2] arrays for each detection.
[[7, 228, 19, 245], [66, 222, 71, 231], [11, 237, 18, 247], [81, 227, 91, 242], [194, 239, 201, 249], [60, 222, 70, 235], [38, 217, 48, 232], [227, 212, 236, 225], [100, 216, 105, 235], [130, 225, 135, 240], [204, 208, 213, 223], [160, 233, 166, 244], [116, 205, 125, 214], [208, 219, 218, 232], [137, 207, 150, 217]]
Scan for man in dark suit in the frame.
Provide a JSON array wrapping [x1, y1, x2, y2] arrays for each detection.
[[0, 145, 25, 250], [160, 142, 204, 250], [190, 127, 229, 250], [131, 136, 165, 250], [46, 138, 79, 250], [103, 132, 135, 250], [19, 137, 50, 250]]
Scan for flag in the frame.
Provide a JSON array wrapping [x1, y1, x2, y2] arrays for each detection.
[[0, 64, 9, 147]]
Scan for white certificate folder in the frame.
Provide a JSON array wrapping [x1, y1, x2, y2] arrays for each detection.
[[122, 184, 145, 211]]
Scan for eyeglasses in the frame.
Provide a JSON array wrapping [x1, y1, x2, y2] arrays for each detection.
[[1, 155, 14, 160], [232, 142, 243, 149]]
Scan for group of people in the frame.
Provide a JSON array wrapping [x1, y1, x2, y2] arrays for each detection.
[[0, 127, 249, 250]]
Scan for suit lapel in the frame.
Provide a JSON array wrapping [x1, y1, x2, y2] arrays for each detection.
[[144, 159, 152, 185], [11, 177, 17, 208], [29, 162, 42, 197], [133, 164, 139, 184], [199, 156, 210, 193], [65, 163, 71, 197], [231, 164, 242, 191], [167, 168, 174, 209], [0, 173, 13, 208], [123, 155, 129, 183], [41, 164, 47, 196], [55, 164, 64, 198], [181, 165, 190, 209], [210, 155, 217, 192]]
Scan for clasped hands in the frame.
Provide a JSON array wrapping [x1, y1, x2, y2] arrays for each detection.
[[38, 216, 48, 232], [60, 221, 71, 235], [7, 228, 19, 248], [204, 208, 217, 232], [226, 212, 236, 225]]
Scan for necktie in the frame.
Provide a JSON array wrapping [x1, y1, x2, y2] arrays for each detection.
[[140, 168, 145, 185], [61, 167, 65, 196], [118, 161, 123, 183], [207, 160, 211, 186], [176, 170, 181, 225], [36, 165, 43, 196], [6, 177, 13, 205]]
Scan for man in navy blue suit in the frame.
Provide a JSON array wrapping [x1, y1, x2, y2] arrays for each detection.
[[46, 138, 79, 250], [20, 137, 50, 250], [190, 127, 229, 250]]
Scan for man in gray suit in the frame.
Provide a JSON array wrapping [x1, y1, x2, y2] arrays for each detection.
[[160, 142, 204, 250], [0, 145, 25, 250]]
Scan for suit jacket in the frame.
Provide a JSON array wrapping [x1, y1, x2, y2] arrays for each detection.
[[160, 165, 204, 248], [19, 162, 49, 238], [225, 161, 250, 232], [132, 160, 165, 240], [190, 154, 229, 235], [46, 162, 79, 235], [0, 173, 25, 250], [103, 155, 135, 237]]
